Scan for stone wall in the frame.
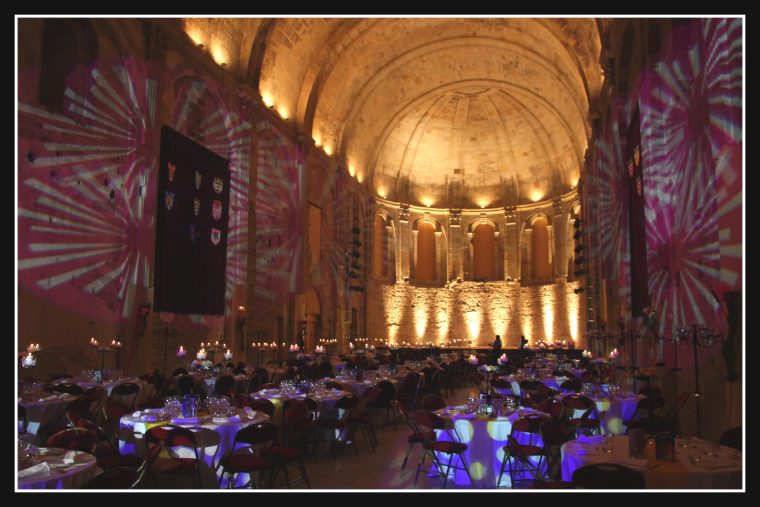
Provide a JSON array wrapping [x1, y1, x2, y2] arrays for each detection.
[[367, 278, 586, 348]]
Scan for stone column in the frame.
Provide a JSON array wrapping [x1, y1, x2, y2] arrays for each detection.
[[552, 198, 567, 278], [397, 204, 411, 281], [504, 206, 518, 280], [449, 209, 463, 281]]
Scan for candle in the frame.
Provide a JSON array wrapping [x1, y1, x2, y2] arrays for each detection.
[[115, 341, 122, 348], [498, 353, 508, 364], [197, 348, 207, 360], [90, 338, 99, 347], [468, 354, 478, 366], [177, 346, 186, 358], [224, 349, 233, 361]]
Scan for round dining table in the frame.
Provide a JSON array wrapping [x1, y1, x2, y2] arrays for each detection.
[[17, 448, 99, 489], [432, 406, 548, 488], [561, 434, 742, 489], [19, 393, 78, 438], [119, 407, 271, 488]]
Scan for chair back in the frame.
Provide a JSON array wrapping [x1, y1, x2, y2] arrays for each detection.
[[335, 394, 359, 411], [65, 396, 97, 426], [111, 382, 141, 410], [248, 398, 276, 417], [145, 424, 201, 464], [172, 367, 189, 377], [572, 463, 645, 489], [512, 414, 548, 446], [46, 428, 97, 453], [718, 426, 742, 451], [421, 394, 446, 411], [537, 397, 563, 420], [412, 409, 446, 431], [18, 405, 28, 434], [81, 466, 140, 489], [559, 379, 582, 393], [233, 422, 279, 447], [176, 375, 196, 396], [539, 419, 571, 446], [214, 375, 236, 397], [562, 394, 596, 418], [375, 380, 396, 402], [50, 383, 84, 396]]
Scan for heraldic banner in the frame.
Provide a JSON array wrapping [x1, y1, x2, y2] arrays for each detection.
[[154, 126, 231, 315]]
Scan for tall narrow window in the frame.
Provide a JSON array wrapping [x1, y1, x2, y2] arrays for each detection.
[[472, 223, 495, 281], [372, 214, 388, 278], [416, 221, 436, 282], [532, 217, 550, 279]]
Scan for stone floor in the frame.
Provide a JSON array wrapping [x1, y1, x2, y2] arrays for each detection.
[[265, 384, 488, 490]]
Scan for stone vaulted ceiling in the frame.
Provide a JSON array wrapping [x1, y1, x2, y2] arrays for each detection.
[[183, 17, 602, 209]]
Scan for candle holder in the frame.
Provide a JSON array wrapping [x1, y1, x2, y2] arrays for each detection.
[[89, 338, 121, 383]]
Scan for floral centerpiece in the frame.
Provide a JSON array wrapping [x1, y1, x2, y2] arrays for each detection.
[[191, 359, 213, 376]]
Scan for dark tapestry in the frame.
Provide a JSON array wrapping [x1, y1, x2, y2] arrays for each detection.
[[626, 107, 649, 317], [154, 126, 230, 315]]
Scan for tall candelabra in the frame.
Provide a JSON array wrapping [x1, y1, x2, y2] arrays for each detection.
[[670, 325, 719, 438], [89, 338, 122, 383]]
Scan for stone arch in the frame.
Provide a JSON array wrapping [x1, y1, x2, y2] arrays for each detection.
[[465, 218, 502, 281], [372, 208, 396, 281], [411, 217, 447, 285], [519, 213, 554, 285]]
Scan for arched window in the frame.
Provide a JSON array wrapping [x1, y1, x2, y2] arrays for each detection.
[[415, 221, 437, 282], [472, 223, 495, 281], [532, 217, 551, 279], [372, 213, 388, 278], [39, 19, 98, 113]]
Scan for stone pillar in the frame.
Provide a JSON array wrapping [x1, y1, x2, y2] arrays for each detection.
[[435, 230, 445, 283], [449, 209, 463, 281], [398, 204, 411, 281], [553, 198, 567, 278], [304, 314, 317, 351], [504, 206, 518, 280]]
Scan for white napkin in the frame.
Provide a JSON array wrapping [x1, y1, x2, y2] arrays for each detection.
[[172, 416, 199, 424], [63, 450, 77, 465], [18, 462, 51, 479], [213, 415, 241, 423]]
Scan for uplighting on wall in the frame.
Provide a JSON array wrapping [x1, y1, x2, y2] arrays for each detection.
[[262, 94, 274, 108]]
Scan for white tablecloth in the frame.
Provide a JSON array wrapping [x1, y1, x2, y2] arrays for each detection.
[[17, 448, 99, 489], [19, 394, 77, 436], [432, 407, 547, 488], [561, 435, 742, 489], [119, 408, 270, 488]]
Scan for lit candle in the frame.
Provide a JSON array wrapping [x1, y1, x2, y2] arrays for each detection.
[[498, 353, 509, 365], [90, 338, 98, 347], [468, 354, 478, 366], [22, 353, 36, 368], [349, 342, 355, 350], [177, 346, 186, 358], [224, 349, 233, 361], [197, 348, 207, 360], [115, 340, 122, 348]]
